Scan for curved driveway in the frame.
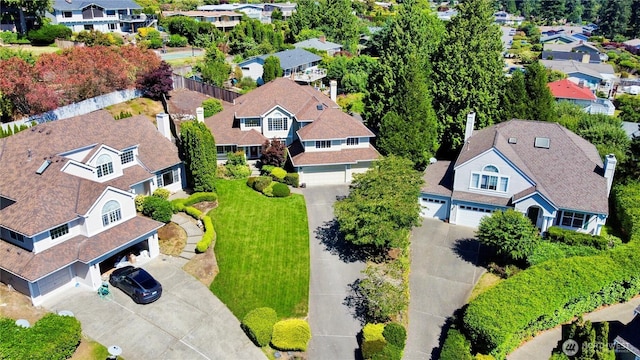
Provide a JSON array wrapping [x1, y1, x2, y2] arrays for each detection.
[[43, 255, 265, 360], [303, 185, 366, 360]]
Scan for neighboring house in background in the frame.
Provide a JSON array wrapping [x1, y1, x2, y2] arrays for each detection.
[[204, 78, 379, 186], [437, 9, 458, 21], [420, 116, 614, 235], [543, 42, 604, 63], [623, 122, 640, 139], [540, 33, 579, 44], [238, 48, 326, 85], [0, 111, 185, 305], [548, 79, 616, 116], [540, 59, 617, 95], [493, 11, 524, 25], [624, 38, 640, 54], [613, 305, 640, 359], [263, 3, 297, 19], [197, 3, 265, 21], [47, 0, 153, 33], [162, 11, 241, 31], [294, 36, 343, 56]]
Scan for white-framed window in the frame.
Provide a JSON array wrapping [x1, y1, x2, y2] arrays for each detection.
[[268, 117, 287, 131], [63, 11, 72, 18], [557, 211, 588, 229], [102, 200, 122, 227], [157, 168, 180, 188], [423, 197, 446, 204], [120, 150, 134, 164], [315, 140, 331, 149], [108, 23, 117, 30], [470, 164, 509, 192], [9, 230, 24, 242], [459, 205, 493, 213], [216, 145, 237, 155], [346, 138, 359, 146], [245, 118, 260, 127], [50, 224, 69, 240], [96, 154, 114, 178]]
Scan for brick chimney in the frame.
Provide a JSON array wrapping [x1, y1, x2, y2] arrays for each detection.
[[319, 35, 326, 43]]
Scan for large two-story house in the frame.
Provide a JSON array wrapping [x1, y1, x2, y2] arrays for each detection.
[[205, 77, 379, 186], [0, 111, 184, 305], [47, 0, 153, 33], [238, 48, 326, 85], [420, 116, 615, 235]]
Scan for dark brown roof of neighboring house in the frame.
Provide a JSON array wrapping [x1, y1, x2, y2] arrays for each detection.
[[0, 111, 181, 236], [297, 107, 375, 140], [288, 140, 379, 166], [0, 216, 161, 282], [167, 88, 211, 116], [421, 161, 454, 196], [455, 119, 608, 214]]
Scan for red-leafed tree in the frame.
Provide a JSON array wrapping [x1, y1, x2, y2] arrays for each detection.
[[260, 138, 287, 167], [0, 57, 57, 120], [136, 61, 174, 100]]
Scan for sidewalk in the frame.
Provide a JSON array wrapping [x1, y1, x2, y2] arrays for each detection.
[[171, 212, 203, 261], [508, 297, 640, 359]]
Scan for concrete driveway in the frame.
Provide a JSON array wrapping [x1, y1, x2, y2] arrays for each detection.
[[404, 218, 484, 359], [303, 185, 366, 360], [42, 255, 265, 360]]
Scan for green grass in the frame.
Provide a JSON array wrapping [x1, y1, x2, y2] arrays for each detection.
[[209, 179, 310, 320]]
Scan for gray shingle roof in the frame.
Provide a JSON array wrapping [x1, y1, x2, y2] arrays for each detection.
[[258, 48, 322, 71], [540, 59, 615, 79], [294, 38, 342, 52], [455, 120, 609, 214], [52, 0, 141, 11]]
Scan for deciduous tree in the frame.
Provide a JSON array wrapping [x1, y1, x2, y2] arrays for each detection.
[[334, 155, 423, 249], [136, 61, 173, 100], [476, 209, 539, 263]]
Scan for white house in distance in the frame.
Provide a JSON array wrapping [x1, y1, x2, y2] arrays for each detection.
[[0, 111, 185, 305], [47, 0, 153, 33], [205, 77, 379, 185], [420, 115, 614, 235], [162, 10, 242, 32], [238, 48, 326, 85]]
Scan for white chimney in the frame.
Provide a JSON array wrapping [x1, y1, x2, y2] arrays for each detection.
[[196, 107, 204, 122], [330, 80, 337, 103], [603, 154, 617, 196], [156, 113, 172, 141], [464, 112, 476, 142]]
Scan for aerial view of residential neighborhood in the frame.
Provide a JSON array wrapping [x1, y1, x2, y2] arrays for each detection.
[[2, 0, 640, 359]]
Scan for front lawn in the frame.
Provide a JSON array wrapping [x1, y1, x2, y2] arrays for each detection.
[[209, 179, 309, 319]]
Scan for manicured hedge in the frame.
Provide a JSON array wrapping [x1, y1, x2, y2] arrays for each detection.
[[362, 323, 386, 359], [142, 196, 173, 223], [272, 183, 290, 197], [527, 242, 601, 266], [171, 192, 218, 212], [271, 319, 311, 351], [196, 216, 215, 253], [371, 344, 402, 360], [382, 323, 406, 349], [241, 307, 278, 347], [439, 328, 474, 360], [613, 181, 640, 240], [284, 173, 299, 187], [546, 226, 611, 250], [270, 167, 287, 180], [152, 188, 171, 200], [0, 314, 81, 360]]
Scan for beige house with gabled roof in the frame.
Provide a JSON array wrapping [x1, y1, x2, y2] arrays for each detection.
[[0, 111, 185, 305], [205, 78, 379, 185]]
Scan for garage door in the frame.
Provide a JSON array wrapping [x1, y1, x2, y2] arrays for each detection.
[[38, 268, 72, 295], [454, 205, 493, 228], [420, 196, 449, 220], [347, 162, 371, 182], [302, 165, 346, 186]]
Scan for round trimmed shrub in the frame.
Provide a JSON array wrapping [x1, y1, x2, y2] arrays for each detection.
[[270, 167, 287, 180], [153, 188, 171, 199], [284, 173, 299, 187], [135, 194, 146, 212], [241, 307, 278, 347], [371, 344, 402, 360], [262, 182, 275, 197], [362, 323, 386, 359], [272, 182, 290, 197], [382, 322, 406, 349], [142, 196, 173, 223], [253, 176, 272, 192], [271, 319, 311, 351]]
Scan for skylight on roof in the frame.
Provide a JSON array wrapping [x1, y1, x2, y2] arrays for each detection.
[[508, 137, 517, 144], [534, 137, 550, 149], [36, 160, 51, 175]]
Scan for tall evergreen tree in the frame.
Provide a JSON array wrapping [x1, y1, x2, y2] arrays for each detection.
[[362, 0, 443, 132], [319, 0, 359, 50], [542, 0, 567, 23], [377, 54, 438, 170], [179, 121, 217, 192], [598, 0, 631, 39], [524, 61, 557, 122], [287, 0, 322, 39], [501, 70, 528, 120], [432, 0, 505, 156], [262, 56, 282, 83], [565, 0, 584, 23], [581, 0, 599, 23], [629, 0, 640, 38]]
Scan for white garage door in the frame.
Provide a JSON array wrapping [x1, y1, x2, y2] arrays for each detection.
[[302, 165, 346, 186], [347, 162, 371, 182], [454, 205, 493, 228], [420, 196, 449, 220], [38, 268, 72, 295]]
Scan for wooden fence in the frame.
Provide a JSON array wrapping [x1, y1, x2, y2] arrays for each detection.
[[172, 74, 241, 103]]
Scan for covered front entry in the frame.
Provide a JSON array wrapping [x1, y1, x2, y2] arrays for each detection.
[[244, 146, 261, 160], [526, 206, 542, 229]]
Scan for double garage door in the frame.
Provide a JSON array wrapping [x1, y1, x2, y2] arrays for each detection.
[[454, 205, 494, 228], [420, 196, 449, 220], [301, 165, 347, 186], [38, 267, 72, 295]]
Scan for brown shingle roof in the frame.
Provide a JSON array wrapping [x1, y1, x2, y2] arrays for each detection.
[[0, 111, 181, 235], [167, 89, 211, 116], [288, 140, 379, 166], [297, 107, 374, 140], [421, 161, 454, 196], [0, 216, 161, 281], [455, 119, 608, 214]]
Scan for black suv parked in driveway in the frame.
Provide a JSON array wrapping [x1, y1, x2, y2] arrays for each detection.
[[109, 266, 162, 304]]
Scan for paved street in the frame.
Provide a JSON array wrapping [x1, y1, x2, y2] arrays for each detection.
[[304, 185, 366, 360], [42, 255, 265, 360], [404, 219, 484, 359]]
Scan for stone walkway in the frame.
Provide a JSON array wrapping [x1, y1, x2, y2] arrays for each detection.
[[171, 212, 203, 261]]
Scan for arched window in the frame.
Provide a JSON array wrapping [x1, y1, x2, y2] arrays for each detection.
[[96, 154, 113, 178], [483, 165, 499, 173], [102, 200, 121, 227]]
